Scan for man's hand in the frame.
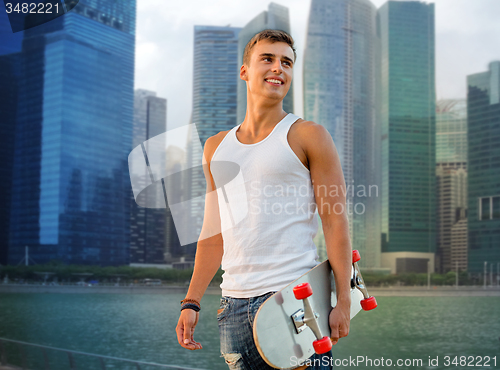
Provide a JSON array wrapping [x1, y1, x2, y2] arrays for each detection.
[[176, 309, 202, 350], [329, 299, 351, 345]]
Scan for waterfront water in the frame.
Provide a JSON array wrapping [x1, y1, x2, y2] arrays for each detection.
[[0, 293, 499, 370]]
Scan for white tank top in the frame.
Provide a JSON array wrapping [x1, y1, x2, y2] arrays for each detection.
[[210, 113, 319, 298]]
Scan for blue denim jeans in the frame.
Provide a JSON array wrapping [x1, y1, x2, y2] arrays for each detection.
[[218, 292, 333, 369]]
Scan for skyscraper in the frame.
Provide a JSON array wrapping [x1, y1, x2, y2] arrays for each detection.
[[0, 9, 23, 55], [8, 0, 136, 266], [187, 25, 241, 250], [303, 0, 380, 268], [237, 2, 293, 124], [378, 1, 436, 274], [467, 61, 500, 274], [435, 100, 467, 273], [130, 89, 168, 265], [0, 11, 23, 266], [193, 25, 242, 145], [163, 143, 186, 262]]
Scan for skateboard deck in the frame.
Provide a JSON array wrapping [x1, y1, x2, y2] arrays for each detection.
[[253, 250, 376, 369]]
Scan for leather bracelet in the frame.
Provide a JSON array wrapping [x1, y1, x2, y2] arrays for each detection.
[[181, 303, 201, 312]]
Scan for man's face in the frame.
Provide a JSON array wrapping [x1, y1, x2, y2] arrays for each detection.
[[241, 40, 294, 102]]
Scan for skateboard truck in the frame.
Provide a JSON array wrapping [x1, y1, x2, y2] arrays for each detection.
[[351, 250, 377, 311], [291, 282, 332, 354]]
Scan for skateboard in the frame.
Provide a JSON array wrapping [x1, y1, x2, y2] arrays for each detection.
[[253, 250, 377, 369]]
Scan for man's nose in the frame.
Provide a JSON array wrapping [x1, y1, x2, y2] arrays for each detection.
[[271, 60, 283, 73]]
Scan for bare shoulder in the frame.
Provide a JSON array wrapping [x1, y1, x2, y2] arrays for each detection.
[[204, 130, 232, 163], [289, 118, 333, 150], [287, 119, 334, 171], [291, 119, 343, 187], [291, 118, 329, 137]]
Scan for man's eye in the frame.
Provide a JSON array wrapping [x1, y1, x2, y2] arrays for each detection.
[[263, 57, 271, 62]]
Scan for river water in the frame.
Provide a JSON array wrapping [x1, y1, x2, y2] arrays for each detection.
[[0, 293, 499, 370]]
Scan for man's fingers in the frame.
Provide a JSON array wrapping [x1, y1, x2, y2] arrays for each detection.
[[183, 323, 192, 343], [328, 306, 350, 345], [188, 330, 203, 349], [339, 326, 349, 338], [176, 313, 202, 350], [176, 325, 193, 349], [175, 324, 185, 346], [330, 326, 339, 345]]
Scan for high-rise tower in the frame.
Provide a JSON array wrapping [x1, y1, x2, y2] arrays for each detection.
[[467, 61, 500, 274], [8, 0, 136, 266], [130, 89, 168, 265], [187, 25, 241, 253], [303, 0, 380, 268], [378, 1, 436, 274], [0, 11, 23, 265]]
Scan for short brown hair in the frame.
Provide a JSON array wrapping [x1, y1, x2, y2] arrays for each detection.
[[242, 29, 297, 66]]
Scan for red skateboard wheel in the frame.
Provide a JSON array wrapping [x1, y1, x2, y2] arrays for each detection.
[[352, 250, 361, 263], [293, 282, 313, 300], [313, 336, 332, 354], [360, 296, 377, 311]]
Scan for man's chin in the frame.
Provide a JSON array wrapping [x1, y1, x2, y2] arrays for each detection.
[[265, 90, 289, 99]]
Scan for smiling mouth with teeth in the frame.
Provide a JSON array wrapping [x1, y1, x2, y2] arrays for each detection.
[[265, 78, 283, 85]]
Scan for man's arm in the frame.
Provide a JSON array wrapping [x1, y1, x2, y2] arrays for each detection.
[[175, 134, 224, 350], [301, 122, 352, 345]]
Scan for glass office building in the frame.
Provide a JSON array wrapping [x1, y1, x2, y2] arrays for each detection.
[[187, 25, 242, 253], [0, 10, 23, 55], [130, 90, 168, 265], [303, 0, 380, 268], [467, 61, 500, 274], [0, 11, 23, 265], [378, 1, 436, 273], [8, 0, 136, 266], [236, 3, 294, 124], [193, 25, 242, 145]]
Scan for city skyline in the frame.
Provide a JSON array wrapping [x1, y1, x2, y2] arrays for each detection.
[[135, 0, 500, 130], [1, 0, 498, 272]]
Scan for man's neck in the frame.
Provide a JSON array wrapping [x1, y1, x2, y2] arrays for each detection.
[[241, 101, 288, 137]]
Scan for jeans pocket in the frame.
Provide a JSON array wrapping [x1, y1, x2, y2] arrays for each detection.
[[217, 297, 231, 322]]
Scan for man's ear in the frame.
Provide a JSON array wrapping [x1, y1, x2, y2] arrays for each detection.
[[240, 64, 248, 81]]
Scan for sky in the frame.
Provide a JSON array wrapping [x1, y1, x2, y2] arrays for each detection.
[[134, 0, 500, 130]]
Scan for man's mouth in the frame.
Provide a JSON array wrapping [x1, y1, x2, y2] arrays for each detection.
[[265, 78, 284, 86]]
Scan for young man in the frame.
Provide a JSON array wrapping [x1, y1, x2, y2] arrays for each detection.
[[176, 29, 352, 370]]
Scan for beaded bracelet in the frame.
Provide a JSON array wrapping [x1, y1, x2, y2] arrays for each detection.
[[180, 298, 201, 307], [181, 303, 201, 312]]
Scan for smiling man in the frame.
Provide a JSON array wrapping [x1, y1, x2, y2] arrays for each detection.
[[176, 29, 352, 370]]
